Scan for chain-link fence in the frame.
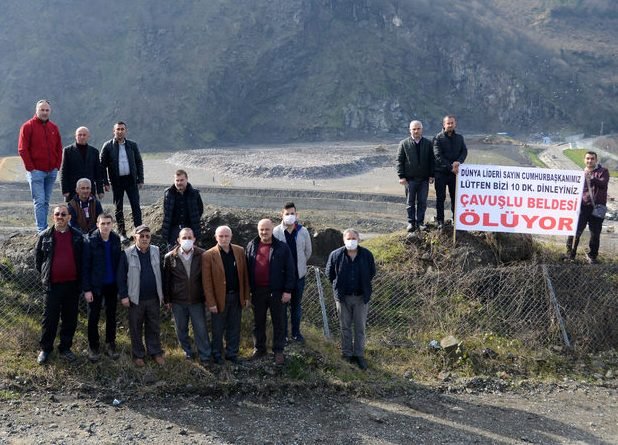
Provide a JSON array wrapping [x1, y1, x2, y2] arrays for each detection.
[[0, 258, 616, 354]]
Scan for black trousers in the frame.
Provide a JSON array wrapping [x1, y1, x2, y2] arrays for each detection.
[[40, 281, 80, 353], [434, 171, 457, 224], [252, 287, 285, 354], [128, 298, 163, 359], [566, 204, 604, 258], [87, 284, 118, 351], [111, 176, 142, 235]]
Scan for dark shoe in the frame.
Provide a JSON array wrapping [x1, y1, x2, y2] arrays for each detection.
[[419, 224, 428, 232], [437, 222, 445, 230], [133, 357, 145, 367], [341, 355, 354, 364], [274, 352, 285, 365], [106, 343, 120, 360], [184, 353, 194, 361], [225, 356, 239, 364], [355, 356, 368, 370], [251, 349, 267, 360], [200, 359, 212, 367], [292, 334, 305, 344], [88, 348, 101, 363], [213, 356, 225, 365], [59, 350, 77, 363], [37, 350, 50, 365], [406, 223, 416, 233], [153, 354, 165, 366], [586, 253, 599, 264]]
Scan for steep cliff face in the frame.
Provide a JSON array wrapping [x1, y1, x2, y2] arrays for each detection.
[[0, 0, 615, 153]]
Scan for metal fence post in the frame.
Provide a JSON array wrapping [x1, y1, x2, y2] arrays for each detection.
[[542, 264, 572, 349], [314, 266, 331, 339]]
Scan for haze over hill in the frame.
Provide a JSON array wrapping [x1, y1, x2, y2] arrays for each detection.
[[1, 0, 616, 154]]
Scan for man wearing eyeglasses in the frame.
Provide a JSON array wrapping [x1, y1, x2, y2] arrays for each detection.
[[35, 204, 85, 365], [18, 99, 63, 233], [117, 224, 165, 367]]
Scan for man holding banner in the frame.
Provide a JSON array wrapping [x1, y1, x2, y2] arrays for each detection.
[[566, 151, 609, 264]]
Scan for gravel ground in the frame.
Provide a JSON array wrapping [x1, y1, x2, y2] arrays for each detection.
[[1, 383, 616, 444]]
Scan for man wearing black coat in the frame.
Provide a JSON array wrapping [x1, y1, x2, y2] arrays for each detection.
[[60, 127, 105, 201], [397, 120, 435, 232], [82, 212, 122, 362], [246, 219, 295, 365], [433, 115, 467, 229], [100, 121, 144, 240], [161, 169, 204, 249], [35, 204, 85, 365]]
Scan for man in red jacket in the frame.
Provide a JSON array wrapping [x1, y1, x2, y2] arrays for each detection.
[[18, 100, 63, 232]]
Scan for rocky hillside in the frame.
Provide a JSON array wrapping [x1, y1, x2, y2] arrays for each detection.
[[1, 0, 616, 153]]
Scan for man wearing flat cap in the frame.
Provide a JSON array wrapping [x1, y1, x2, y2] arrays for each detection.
[[117, 224, 165, 367]]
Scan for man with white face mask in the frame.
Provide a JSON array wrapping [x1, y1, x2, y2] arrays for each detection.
[[326, 229, 376, 370], [273, 202, 312, 343], [163, 228, 211, 364]]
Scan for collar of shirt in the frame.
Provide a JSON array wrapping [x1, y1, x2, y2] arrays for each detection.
[[413, 138, 421, 144], [179, 249, 193, 261]]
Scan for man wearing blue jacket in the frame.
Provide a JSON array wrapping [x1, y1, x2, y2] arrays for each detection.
[[82, 212, 122, 362], [326, 229, 376, 370], [246, 219, 295, 365]]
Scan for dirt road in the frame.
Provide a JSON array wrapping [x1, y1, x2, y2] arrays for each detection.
[[1, 384, 616, 444]]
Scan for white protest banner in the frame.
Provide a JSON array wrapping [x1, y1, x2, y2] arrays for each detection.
[[455, 164, 584, 236]]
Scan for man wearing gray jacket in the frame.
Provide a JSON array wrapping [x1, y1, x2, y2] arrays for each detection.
[[117, 224, 164, 367], [273, 202, 312, 343]]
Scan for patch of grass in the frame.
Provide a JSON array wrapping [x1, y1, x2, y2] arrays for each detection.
[[362, 232, 408, 265], [525, 147, 547, 168], [563, 148, 588, 168]]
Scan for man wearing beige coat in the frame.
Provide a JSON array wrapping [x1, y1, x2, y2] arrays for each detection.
[[202, 225, 250, 364]]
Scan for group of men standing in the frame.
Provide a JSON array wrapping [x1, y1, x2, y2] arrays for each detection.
[[19, 100, 143, 240], [397, 115, 468, 233], [396, 115, 610, 262], [33, 196, 374, 371]]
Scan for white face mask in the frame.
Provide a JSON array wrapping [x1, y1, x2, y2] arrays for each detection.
[[344, 239, 358, 250], [283, 214, 296, 225], [180, 239, 194, 252]]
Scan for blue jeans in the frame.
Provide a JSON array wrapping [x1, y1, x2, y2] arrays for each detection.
[[26, 169, 58, 232], [171, 302, 211, 361], [211, 291, 242, 360], [406, 179, 429, 226], [284, 277, 306, 338]]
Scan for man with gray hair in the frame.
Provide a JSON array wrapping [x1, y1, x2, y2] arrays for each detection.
[[60, 126, 105, 202], [397, 120, 435, 232], [326, 229, 376, 370], [18, 99, 63, 232], [202, 225, 250, 364], [68, 178, 103, 234]]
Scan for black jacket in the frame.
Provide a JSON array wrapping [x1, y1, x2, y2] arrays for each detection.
[[161, 183, 204, 242], [326, 246, 376, 304], [35, 226, 85, 290], [432, 130, 467, 174], [60, 143, 105, 197], [246, 236, 295, 294], [100, 138, 144, 185], [82, 229, 122, 294], [397, 136, 435, 180]]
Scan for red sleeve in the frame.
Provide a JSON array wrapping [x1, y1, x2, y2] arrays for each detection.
[[18, 122, 35, 172], [53, 123, 63, 170]]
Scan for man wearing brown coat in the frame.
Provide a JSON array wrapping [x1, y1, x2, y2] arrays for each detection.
[[202, 225, 250, 364], [163, 228, 211, 364]]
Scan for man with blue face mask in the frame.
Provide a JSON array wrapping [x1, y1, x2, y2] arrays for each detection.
[[163, 228, 211, 364], [325, 229, 376, 370]]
